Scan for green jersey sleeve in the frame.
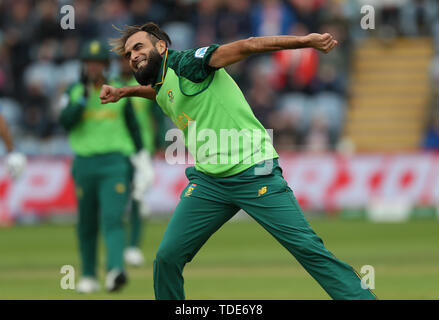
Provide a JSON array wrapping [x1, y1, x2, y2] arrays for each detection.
[[123, 99, 144, 153], [59, 83, 86, 131], [176, 44, 220, 83]]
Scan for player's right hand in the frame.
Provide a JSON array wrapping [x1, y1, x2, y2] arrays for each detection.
[[306, 33, 338, 54], [130, 149, 155, 202], [100, 84, 121, 104]]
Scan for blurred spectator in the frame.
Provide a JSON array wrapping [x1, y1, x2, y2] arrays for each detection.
[[56, 36, 81, 84], [288, 0, 324, 33], [192, 0, 220, 46], [162, 21, 195, 51], [251, 0, 296, 37], [217, 0, 252, 43], [23, 40, 59, 97], [422, 114, 439, 150], [96, 0, 133, 41], [270, 24, 319, 94], [21, 81, 53, 138], [2, 0, 34, 100], [0, 45, 14, 96], [33, 0, 63, 42], [130, 0, 166, 26], [273, 93, 308, 150], [304, 113, 332, 153], [1, 0, 435, 155], [246, 59, 277, 128], [70, 0, 100, 41], [314, 21, 350, 94], [164, 0, 194, 22], [270, 108, 303, 151], [400, 0, 439, 36]]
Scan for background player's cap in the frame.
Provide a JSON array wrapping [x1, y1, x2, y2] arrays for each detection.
[[79, 40, 110, 62]]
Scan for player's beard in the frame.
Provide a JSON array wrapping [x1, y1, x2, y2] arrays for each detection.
[[133, 49, 163, 86]]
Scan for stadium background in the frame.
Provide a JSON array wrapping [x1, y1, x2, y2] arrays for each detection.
[[0, 0, 438, 299]]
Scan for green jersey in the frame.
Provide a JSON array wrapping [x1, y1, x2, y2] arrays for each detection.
[[120, 77, 156, 154], [59, 80, 143, 157], [153, 45, 278, 177]]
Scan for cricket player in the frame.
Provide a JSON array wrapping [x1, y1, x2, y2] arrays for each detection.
[[0, 113, 26, 179], [116, 56, 156, 266], [59, 40, 150, 293], [100, 22, 377, 300]]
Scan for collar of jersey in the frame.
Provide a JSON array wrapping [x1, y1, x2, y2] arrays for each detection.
[[153, 48, 170, 88]]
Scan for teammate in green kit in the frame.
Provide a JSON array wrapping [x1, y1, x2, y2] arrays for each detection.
[[116, 56, 156, 266], [0, 113, 26, 180], [100, 23, 377, 300], [59, 40, 150, 293]]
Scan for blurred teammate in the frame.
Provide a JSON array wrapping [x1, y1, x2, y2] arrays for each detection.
[[101, 23, 377, 300], [116, 56, 156, 266], [59, 40, 150, 293], [0, 113, 26, 179]]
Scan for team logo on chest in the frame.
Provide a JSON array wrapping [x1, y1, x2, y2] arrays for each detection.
[[176, 112, 193, 130], [167, 89, 174, 103], [258, 186, 267, 196], [184, 183, 197, 197]]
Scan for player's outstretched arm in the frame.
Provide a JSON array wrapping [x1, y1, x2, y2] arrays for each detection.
[[0, 114, 13, 153], [100, 84, 156, 104], [209, 33, 338, 69], [0, 114, 27, 179]]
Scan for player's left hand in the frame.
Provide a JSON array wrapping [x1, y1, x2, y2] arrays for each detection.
[[99, 84, 121, 104], [306, 33, 338, 54], [130, 149, 155, 201], [6, 152, 27, 180]]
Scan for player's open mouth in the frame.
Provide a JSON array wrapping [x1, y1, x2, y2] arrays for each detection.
[[137, 60, 147, 69]]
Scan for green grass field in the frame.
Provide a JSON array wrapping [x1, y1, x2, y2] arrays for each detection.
[[0, 217, 438, 299]]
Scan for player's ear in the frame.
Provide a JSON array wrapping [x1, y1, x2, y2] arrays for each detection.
[[155, 40, 167, 56]]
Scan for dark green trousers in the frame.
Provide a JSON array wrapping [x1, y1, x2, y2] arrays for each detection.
[[72, 153, 132, 277], [153, 159, 377, 300], [127, 199, 143, 248]]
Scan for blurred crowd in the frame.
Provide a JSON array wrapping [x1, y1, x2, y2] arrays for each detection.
[[0, 0, 439, 155]]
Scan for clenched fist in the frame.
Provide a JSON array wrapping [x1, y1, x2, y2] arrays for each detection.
[[306, 33, 338, 54], [99, 84, 121, 104]]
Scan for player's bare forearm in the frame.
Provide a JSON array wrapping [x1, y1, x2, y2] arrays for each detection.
[[209, 33, 338, 69], [100, 84, 156, 104], [119, 85, 156, 100], [0, 115, 13, 152]]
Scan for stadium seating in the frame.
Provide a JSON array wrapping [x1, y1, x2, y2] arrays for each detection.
[[344, 37, 434, 152]]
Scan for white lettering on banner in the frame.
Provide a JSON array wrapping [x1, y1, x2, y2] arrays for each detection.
[[333, 155, 384, 208], [282, 155, 337, 210], [379, 155, 433, 204], [144, 161, 186, 212], [3, 160, 72, 220], [425, 155, 439, 205]]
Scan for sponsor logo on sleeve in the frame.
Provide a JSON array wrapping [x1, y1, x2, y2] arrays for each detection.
[[195, 47, 208, 58]]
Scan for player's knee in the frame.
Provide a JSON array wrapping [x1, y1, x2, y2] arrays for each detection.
[[155, 245, 184, 267], [291, 235, 329, 260]]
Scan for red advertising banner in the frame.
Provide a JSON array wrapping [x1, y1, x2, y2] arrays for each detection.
[[1, 152, 439, 224]]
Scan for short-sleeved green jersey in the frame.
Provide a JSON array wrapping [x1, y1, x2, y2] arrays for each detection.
[[119, 76, 156, 154], [60, 80, 143, 157], [153, 45, 278, 177]]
